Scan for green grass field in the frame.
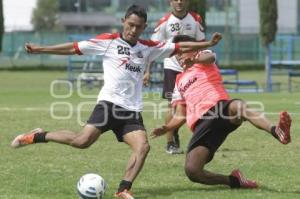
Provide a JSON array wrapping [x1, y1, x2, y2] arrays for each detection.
[[1, 71, 300, 199]]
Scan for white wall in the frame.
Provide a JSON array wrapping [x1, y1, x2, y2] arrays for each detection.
[[239, 0, 298, 34], [277, 0, 298, 33], [3, 0, 37, 32], [239, 0, 259, 33]]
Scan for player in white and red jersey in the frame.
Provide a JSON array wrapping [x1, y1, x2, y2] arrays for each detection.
[[11, 5, 222, 199], [151, 35, 292, 189], [148, 0, 205, 154]]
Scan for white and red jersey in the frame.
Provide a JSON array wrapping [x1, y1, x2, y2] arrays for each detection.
[[151, 12, 205, 72], [74, 33, 179, 111], [171, 53, 229, 131]]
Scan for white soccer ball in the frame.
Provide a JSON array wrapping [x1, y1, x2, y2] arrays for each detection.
[[77, 173, 107, 199]]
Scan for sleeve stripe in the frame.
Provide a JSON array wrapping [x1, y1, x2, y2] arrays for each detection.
[[190, 12, 203, 24], [73, 41, 82, 55], [170, 43, 180, 57]]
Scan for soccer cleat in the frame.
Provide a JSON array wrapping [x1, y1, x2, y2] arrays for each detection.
[[275, 111, 292, 144], [11, 128, 44, 148], [231, 169, 258, 189], [114, 189, 134, 199], [166, 144, 184, 155]]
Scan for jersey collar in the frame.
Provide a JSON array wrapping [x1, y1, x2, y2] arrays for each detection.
[[120, 33, 137, 47], [172, 12, 188, 20]]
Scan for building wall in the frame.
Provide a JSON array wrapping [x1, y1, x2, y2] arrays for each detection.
[[277, 0, 298, 33], [3, 0, 37, 32], [58, 0, 169, 33], [239, 0, 259, 33], [239, 0, 298, 34]]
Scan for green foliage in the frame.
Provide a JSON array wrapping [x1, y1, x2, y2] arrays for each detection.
[[0, 0, 4, 52], [189, 0, 206, 31], [259, 0, 278, 46], [31, 0, 62, 32]]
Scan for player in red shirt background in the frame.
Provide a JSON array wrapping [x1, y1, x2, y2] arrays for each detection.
[[151, 35, 292, 189]]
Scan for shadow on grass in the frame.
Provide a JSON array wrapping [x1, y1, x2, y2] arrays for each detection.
[[219, 147, 251, 152], [259, 185, 300, 195], [137, 185, 229, 198], [136, 184, 300, 198]]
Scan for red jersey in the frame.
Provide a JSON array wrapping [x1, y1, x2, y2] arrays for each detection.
[[171, 61, 229, 130]]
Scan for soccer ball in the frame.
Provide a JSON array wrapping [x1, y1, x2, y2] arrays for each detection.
[[77, 173, 107, 199]]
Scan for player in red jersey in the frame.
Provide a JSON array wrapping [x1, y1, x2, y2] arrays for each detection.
[[151, 35, 292, 189], [11, 5, 222, 199]]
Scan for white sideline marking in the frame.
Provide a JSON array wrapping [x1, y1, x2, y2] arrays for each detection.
[[0, 107, 91, 112], [0, 107, 300, 115]]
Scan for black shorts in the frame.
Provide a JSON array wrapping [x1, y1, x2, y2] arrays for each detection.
[[87, 101, 146, 142], [162, 69, 181, 101], [187, 99, 241, 162]]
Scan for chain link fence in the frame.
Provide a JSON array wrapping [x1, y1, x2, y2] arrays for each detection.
[[1, 31, 299, 69]]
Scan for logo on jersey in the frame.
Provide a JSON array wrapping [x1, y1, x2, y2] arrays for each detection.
[[179, 77, 197, 93], [125, 63, 142, 73], [118, 57, 142, 73], [118, 57, 130, 67], [186, 24, 192, 31], [137, 51, 143, 58]]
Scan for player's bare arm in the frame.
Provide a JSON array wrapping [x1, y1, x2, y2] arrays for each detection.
[[25, 42, 77, 55], [177, 32, 222, 53], [143, 63, 152, 86], [176, 50, 216, 69], [151, 104, 186, 138]]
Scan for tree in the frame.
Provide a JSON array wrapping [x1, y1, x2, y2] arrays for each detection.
[[258, 0, 278, 91], [31, 0, 61, 31], [189, 0, 206, 31], [0, 0, 4, 52]]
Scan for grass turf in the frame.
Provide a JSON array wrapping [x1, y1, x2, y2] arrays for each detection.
[[0, 71, 300, 199]]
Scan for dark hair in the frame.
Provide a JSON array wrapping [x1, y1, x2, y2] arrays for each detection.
[[172, 35, 196, 43], [125, 4, 147, 22]]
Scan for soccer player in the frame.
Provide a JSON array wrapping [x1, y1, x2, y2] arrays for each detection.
[[146, 0, 205, 154], [151, 35, 292, 189], [11, 5, 222, 199]]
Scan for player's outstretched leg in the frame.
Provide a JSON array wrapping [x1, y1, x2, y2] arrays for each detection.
[[11, 125, 101, 149], [272, 111, 291, 144], [185, 143, 257, 189], [229, 101, 292, 145], [230, 169, 258, 189], [11, 128, 46, 148]]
